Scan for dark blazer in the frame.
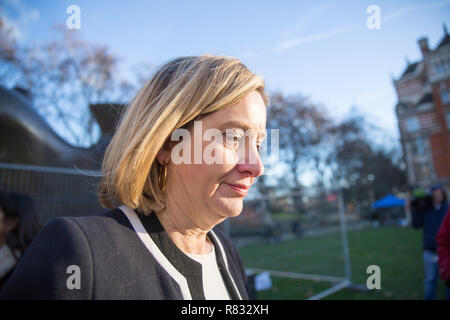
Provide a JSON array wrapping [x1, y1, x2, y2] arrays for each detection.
[[0, 207, 249, 300], [411, 201, 448, 252]]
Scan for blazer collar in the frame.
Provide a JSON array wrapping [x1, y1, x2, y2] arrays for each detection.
[[136, 212, 242, 300]]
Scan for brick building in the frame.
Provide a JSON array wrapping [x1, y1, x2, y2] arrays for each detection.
[[394, 25, 450, 192]]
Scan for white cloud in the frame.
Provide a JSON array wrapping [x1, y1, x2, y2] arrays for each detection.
[[280, 1, 337, 41], [2, 0, 40, 41], [274, 26, 353, 52], [384, 0, 450, 24], [1, 13, 22, 40], [273, 0, 450, 53], [274, 1, 346, 53]]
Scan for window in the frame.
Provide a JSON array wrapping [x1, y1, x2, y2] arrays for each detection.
[[441, 89, 449, 104], [419, 163, 431, 180], [435, 62, 444, 74], [413, 138, 425, 155], [417, 102, 433, 112], [406, 117, 420, 132]]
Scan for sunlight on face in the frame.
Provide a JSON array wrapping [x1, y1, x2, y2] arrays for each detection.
[[166, 91, 267, 227]]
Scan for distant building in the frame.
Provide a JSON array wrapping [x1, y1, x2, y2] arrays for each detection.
[[394, 24, 450, 191]]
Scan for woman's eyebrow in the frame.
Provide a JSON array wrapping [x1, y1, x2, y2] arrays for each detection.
[[219, 120, 251, 130], [219, 120, 266, 138]]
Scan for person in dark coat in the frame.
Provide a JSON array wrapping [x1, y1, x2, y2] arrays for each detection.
[[436, 207, 450, 299], [1, 55, 269, 300], [411, 184, 448, 300], [0, 191, 42, 290]]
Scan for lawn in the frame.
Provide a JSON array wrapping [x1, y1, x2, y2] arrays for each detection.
[[238, 226, 448, 299]]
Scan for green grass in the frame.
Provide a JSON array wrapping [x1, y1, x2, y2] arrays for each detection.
[[238, 226, 448, 299]]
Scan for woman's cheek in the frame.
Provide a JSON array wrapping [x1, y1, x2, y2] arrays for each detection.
[[204, 139, 238, 166], [222, 145, 240, 166]]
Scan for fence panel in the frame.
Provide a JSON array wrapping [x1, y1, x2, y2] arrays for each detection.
[[0, 163, 104, 224]]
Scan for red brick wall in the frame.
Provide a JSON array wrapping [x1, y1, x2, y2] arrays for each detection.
[[431, 80, 450, 178], [430, 132, 450, 177]]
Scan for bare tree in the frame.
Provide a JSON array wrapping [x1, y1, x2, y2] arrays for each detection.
[[0, 19, 139, 147], [326, 112, 407, 213], [267, 93, 333, 184], [266, 92, 334, 212], [0, 9, 20, 85]]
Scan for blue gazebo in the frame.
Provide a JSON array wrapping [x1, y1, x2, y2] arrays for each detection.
[[371, 194, 405, 209]]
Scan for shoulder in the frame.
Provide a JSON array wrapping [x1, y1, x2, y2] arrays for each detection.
[[26, 208, 131, 249], [48, 208, 139, 261], [0, 215, 95, 299], [64, 207, 133, 235], [0, 208, 134, 299]]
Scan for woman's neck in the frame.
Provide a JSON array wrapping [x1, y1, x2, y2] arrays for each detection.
[[156, 207, 213, 255]]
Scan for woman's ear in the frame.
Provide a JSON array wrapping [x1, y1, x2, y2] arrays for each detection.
[[156, 140, 171, 165]]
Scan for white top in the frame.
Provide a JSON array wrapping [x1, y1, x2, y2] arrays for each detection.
[[0, 244, 20, 279], [186, 245, 231, 300]]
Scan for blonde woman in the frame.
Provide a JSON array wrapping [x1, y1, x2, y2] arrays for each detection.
[[1, 55, 269, 300]]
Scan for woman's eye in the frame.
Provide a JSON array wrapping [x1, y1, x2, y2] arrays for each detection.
[[226, 135, 242, 147], [222, 131, 243, 149]]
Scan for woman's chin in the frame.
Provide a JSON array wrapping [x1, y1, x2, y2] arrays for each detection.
[[215, 197, 244, 219]]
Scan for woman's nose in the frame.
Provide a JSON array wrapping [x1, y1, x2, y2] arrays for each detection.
[[236, 143, 264, 178]]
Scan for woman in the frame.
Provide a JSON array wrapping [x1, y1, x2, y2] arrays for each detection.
[[1, 54, 269, 299], [0, 191, 42, 290]]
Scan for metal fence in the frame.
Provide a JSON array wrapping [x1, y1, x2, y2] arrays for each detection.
[[0, 162, 361, 299], [230, 187, 357, 300], [0, 162, 104, 224]]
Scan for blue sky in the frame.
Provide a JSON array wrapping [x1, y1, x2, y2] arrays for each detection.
[[3, 0, 450, 148]]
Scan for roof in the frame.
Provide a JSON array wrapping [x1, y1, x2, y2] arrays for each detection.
[[397, 26, 448, 81], [400, 61, 419, 78], [436, 33, 450, 49]]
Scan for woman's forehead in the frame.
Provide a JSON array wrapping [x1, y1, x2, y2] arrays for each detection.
[[205, 92, 266, 131]]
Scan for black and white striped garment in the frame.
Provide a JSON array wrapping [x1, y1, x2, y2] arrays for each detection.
[[0, 206, 249, 300]]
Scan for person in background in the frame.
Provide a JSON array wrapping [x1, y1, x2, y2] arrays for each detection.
[[0, 191, 42, 289], [411, 184, 448, 300], [436, 206, 450, 300]]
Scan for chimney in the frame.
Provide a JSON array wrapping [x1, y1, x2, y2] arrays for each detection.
[[418, 37, 430, 55]]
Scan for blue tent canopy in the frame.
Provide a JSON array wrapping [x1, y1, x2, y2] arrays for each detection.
[[372, 194, 405, 209]]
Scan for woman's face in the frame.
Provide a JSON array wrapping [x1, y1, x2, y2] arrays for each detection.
[[432, 189, 444, 205], [163, 90, 266, 228]]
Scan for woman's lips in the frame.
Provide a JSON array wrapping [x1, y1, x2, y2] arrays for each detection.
[[224, 183, 250, 196]]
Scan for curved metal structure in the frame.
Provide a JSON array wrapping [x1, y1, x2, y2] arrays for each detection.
[[0, 86, 121, 169]]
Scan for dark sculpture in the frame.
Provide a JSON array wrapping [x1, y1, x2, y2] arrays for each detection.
[[0, 85, 123, 170]]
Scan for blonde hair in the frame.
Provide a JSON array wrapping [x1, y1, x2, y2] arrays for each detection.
[[98, 54, 269, 214]]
